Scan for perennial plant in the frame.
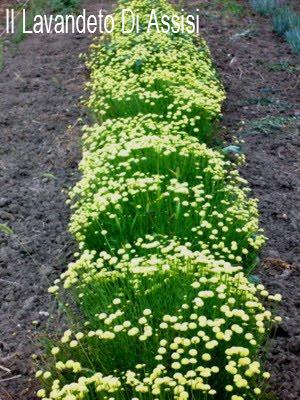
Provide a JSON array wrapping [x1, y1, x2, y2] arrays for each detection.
[[39, 0, 281, 399]]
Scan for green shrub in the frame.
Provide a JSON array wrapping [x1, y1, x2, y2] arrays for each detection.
[[43, 257, 280, 400], [272, 7, 300, 35], [243, 116, 297, 135], [13, 0, 79, 43], [13, 0, 47, 43], [285, 27, 300, 53], [86, 34, 224, 140], [249, 0, 282, 16], [50, 0, 80, 14], [37, 1, 281, 399], [85, 0, 224, 142], [68, 116, 264, 269]]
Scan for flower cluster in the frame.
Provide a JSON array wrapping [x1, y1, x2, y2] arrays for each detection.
[[68, 115, 264, 268], [85, 0, 225, 142], [38, 0, 281, 399], [42, 258, 281, 400]]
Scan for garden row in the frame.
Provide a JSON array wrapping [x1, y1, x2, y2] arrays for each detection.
[[37, 1, 281, 399], [250, 0, 300, 53]]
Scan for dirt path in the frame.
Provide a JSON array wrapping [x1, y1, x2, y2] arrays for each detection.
[[0, 1, 107, 398], [0, 1, 299, 399]]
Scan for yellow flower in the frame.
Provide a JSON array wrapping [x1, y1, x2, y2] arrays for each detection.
[[202, 353, 211, 361]]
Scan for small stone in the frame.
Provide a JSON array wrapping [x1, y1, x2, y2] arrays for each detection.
[[0, 197, 10, 207], [288, 337, 300, 355], [38, 311, 49, 317], [22, 295, 38, 312]]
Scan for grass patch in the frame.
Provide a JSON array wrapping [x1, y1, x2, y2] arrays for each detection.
[[50, 0, 80, 14], [272, 6, 300, 36], [13, 0, 80, 43], [220, 0, 246, 16], [243, 115, 297, 134], [249, 0, 300, 53], [265, 60, 298, 72], [249, 0, 282, 16], [204, 0, 246, 17], [0, 223, 14, 235], [13, 0, 47, 43], [285, 27, 300, 54]]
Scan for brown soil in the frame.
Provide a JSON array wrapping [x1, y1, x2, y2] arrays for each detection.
[[0, 1, 22, 21], [0, 0, 299, 399]]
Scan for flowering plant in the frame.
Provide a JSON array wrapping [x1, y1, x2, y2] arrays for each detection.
[[38, 1, 281, 399]]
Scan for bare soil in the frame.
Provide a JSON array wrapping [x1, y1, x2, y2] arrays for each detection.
[[0, 0, 299, 399]]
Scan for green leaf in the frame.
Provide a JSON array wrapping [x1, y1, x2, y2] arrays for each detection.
[[42, 172, 57, 180], [222, 145, 242, 154], [0, 223, 14, 235], [249, 274, 260, 284], [134, 59, 143, 73]]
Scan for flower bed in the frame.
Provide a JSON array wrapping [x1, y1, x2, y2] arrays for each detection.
[[37, 1, 281, 399]]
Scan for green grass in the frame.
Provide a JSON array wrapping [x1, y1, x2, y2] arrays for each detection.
[[0, 223, 14, 235], [13, 0, 47, 43], [221, 0, 246, 16], [243, 115, 297, 135], [203, 0, 246, 17], [13, 0, 80, 43], [272, 7, 300, 36], [249, 0, 300, 54], [49, 0, 80, 14], [285, 27, 300, 54], [249, 0, 281, 16], [265, 60, 298, 72]]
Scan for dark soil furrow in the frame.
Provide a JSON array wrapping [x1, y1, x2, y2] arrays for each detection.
[[0, 2, 97, 398], [0, 1, 299, 399]]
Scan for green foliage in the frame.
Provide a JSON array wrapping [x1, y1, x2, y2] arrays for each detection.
[[49, 0, 80, 14], [243, 115, 297, 135], [0, 223, 14, 235], [285, 27, 300, 54], [37, 1, 281, 399], [85, 2, 225, 143], [249, 0, 300, 52], [213, 0, 246, 16], [68, 116, 263, 269], [249, 0, 281, 16], [265, 60, 297, 72], [221, 0, 246, 16], [42, 172, 57, 180], [13, 0, 79, 43], [14, 0, 47, 43], [272, 7, 300, 36], [41, 260, 280, 400], [202, 0, 246, 17]]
